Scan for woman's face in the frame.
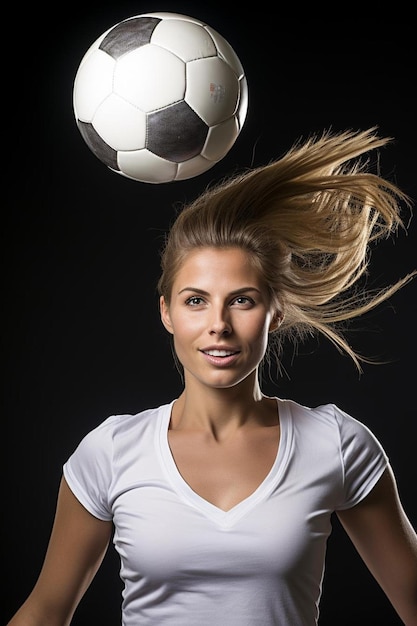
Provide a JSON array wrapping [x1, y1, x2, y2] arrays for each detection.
[[160, 247, 279, 390]]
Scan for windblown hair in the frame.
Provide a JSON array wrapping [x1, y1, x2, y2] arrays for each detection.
[[158, 128, 414, 370]]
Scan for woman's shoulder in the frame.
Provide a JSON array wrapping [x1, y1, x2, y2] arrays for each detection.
[[278, 396, 379, 439], [278, 396, 386, 461], [75, 401, 173, 451], [277, 396, 342, 421]]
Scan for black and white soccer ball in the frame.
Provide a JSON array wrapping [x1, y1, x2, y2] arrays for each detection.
[[73, 12, 248, 183]]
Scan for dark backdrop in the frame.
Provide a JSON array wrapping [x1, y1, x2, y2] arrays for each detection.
[[4, 4, 416, 625]]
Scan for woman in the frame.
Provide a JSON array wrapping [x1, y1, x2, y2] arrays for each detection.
[[8, 128, 417, 625]]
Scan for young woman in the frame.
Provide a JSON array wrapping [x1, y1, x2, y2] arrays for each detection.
[[8, 128, 417, 625]]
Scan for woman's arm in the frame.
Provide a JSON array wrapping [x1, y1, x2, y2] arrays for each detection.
[[337, 465, 417, 625], [7, 477, 113, 626]]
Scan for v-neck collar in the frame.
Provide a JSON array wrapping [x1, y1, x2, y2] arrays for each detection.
[[156, 398, 293, 528]]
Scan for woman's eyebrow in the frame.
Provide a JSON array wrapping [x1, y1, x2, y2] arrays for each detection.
[[177, 286, 261, 296]]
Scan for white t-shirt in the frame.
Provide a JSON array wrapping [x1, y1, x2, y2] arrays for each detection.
[[63, 397, 388, 625]]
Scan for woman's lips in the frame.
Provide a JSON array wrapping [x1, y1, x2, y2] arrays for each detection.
[[200, 349, 240, 367]]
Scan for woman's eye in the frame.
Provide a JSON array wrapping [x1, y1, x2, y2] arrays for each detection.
[[185, 296, 204, 306], [233, 296, 254, 306]]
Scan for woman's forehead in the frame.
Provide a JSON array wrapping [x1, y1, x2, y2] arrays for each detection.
[[172, 247, 267, 292], [177, 247, 258, 273]]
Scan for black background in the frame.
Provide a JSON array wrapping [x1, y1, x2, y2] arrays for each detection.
[[4, 4, 416, 625]]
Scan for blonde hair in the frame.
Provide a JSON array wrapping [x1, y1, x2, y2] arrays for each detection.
[[158, 128, 415, 371]]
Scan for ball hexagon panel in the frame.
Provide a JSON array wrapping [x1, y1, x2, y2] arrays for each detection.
[[117, 149, 178, 183], [236, 76, 249, 129], [93, 95, 147, 151], [114, 45, 186, 112], [205, 26, 245, 80], [185, 57, 240, 127], [73, 49, 115, 122], [150, 19, 217, 61], [202, 116, 240, 161], [141, 11, 202, 23], [176, 154, 216, 180]]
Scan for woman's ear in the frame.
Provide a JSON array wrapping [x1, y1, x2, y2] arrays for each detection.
[[269, 311, 284, 333], [160, 296, 174, 334]]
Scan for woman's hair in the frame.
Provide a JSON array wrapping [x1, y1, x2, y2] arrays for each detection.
[[158, 127, 415, 371]]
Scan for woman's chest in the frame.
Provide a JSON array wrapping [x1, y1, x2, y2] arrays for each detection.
[[167, 425, 280, 511]]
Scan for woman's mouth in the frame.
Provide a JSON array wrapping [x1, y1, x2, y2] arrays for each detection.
[[200, 349, 240, 366]]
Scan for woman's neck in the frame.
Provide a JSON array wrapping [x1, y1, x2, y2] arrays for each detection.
[[170, 377, 276, 440]]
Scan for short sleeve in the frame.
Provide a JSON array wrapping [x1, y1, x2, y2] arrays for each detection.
[[63, 416, 119, 521], [333, 405, 389, 510]]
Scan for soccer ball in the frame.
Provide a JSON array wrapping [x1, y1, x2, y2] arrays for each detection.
[[73, 12, 248, 183]]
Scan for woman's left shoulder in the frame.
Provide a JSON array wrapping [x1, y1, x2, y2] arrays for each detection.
[[279, 397, 384, 447], [283, 397, 367, 428]]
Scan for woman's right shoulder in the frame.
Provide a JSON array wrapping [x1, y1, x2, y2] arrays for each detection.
[[63, 402, 172, 492], [84, 402, 170, 444]]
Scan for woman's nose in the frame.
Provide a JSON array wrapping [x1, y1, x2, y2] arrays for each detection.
[[208, 307, 232, 336]]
